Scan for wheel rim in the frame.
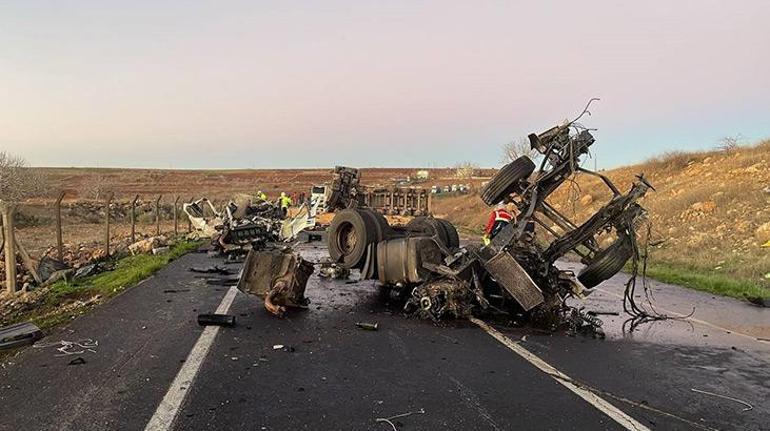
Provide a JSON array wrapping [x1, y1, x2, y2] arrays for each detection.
[[336, 221, 358, 254]]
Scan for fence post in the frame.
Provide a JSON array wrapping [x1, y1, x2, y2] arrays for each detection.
[[104, 192, 113, 256], [173, 195, 180, 236], [155, 195, 162, 236], [55, 191, 65, 261], [130, 195, 139, 243], [1, 200, 17, 293]]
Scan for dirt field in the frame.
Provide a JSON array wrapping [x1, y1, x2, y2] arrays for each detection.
[[37, 167, 494, 202]]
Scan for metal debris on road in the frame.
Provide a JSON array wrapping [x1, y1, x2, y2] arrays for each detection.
[[690, 388, 754, 412], [197, 314, 236, 327], [237, 247, 314, 317], [68, 357, 86, 366], [0, 322, 43, 351], [355, 322, 379, 331], [189, 265, 232, 275]]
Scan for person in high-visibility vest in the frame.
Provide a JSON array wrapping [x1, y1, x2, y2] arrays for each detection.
[[279, 192, 293, 218], [256, 190, 267, 201], [483, 204, 513, 245]]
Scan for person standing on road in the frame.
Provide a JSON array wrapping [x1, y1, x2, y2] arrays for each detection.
[[483, 203, 513, 245]]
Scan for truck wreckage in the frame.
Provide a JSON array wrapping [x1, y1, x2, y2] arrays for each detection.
[[183, 197, 319, 253], [323, 110, 654, 330], [195, 107, 654, 331]]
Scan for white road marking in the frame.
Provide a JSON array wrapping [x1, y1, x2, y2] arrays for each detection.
[[144, 286, 239, 431], [470, 317, 651, 431], [596, 287, 764, 343]]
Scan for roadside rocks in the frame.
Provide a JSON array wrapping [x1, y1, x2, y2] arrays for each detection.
[[128, 236, 168, 255]]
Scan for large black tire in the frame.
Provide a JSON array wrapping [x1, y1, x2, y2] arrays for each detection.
[[406, 216, 457, 248], [359, 208, 394, 242], [436, 219, 460, 248], [480, 156, 536, 205], [578, 236, 634, 288], [328, 209, 378, 269]]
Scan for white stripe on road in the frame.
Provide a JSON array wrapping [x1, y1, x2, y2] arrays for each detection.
[[470, 317, 651, 431], [144, 286, 239, 431], [596, 288, 764, 343]]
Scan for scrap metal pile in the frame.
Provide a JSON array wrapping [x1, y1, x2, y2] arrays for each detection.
[[184, 197, 317, 254], [326, 108, 654, 328]]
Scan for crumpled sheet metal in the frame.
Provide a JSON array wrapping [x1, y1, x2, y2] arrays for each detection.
[[236, 248, 314, 316]]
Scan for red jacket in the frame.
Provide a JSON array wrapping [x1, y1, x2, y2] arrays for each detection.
[[484, 209, 513, 235]]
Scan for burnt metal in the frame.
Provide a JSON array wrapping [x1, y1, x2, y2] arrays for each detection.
[[327, 107, 652, 325], [197, 313, 236, 327], [0, 322, 43, 350]]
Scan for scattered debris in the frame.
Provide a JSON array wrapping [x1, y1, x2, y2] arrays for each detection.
[[375, 408, 426, 431], [272, 344, 284, 350], [318, 262, 350, 280], [129, 236, 168, 255], [237, 247, 314, 316], [690, 388, 753, 412], [355, 322, 379, 331], [68, 357, 86, 366], [197, 314, 236, 327], [152, 246, 170, 255], [189, 265, 231, 275], [0, 322, 43, 350], [184, 197, 318, 255], [34, 339, 99, 356], [74, 263, 103, 280]]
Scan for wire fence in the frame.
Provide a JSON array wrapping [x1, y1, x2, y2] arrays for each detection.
[[0, 192, 210, 294]]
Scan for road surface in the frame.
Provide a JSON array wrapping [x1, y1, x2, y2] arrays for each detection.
[[1, 243, 768, 430]]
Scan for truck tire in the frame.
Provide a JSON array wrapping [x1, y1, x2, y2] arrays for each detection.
[[406, 217, 457, 248], [328, 209, 378, 269], [359, 208, 394, 242], [480, 156, 536, 205], [436, 219, 460, 248], [577, 236, 634, 288]]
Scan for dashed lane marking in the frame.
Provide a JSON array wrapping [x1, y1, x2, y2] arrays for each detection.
[[144, 286, 239, 431]]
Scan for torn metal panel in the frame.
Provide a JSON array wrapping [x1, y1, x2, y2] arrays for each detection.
[[236, 248, 313, 316], [483, 251, 544, 311]]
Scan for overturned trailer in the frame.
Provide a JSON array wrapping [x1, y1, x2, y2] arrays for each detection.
[[327, 112, 653, 323]]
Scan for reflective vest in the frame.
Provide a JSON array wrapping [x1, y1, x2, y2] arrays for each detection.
[[484, 209, 513, 236]]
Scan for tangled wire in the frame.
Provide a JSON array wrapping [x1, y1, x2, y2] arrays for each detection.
[[622, 221, 691, 332]]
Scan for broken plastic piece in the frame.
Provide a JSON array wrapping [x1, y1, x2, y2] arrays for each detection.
[[197, 314, 236, 327], [355, 322, 379, 331]]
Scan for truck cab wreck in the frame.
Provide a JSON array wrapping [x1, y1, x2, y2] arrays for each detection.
[[326, 111, 653, 327]]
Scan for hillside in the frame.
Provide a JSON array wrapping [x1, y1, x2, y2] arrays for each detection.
[[433, 140, 770, 298]]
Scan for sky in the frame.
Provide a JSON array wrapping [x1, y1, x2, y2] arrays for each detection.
[[1, 1, 769, 169]]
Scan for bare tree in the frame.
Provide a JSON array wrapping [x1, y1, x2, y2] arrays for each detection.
[[0, 151, 46, 202], [716, 134, 744, 153], [502, 137, 539, 163], [454, 162, 478, 179], [82, 174, 109, 200]]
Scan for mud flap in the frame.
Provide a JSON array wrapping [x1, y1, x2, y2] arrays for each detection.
[[237, 248, 314, 316], [483, 251, 544, 311]]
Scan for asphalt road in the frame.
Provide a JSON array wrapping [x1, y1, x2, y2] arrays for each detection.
[[1, 243, 768, 430]]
